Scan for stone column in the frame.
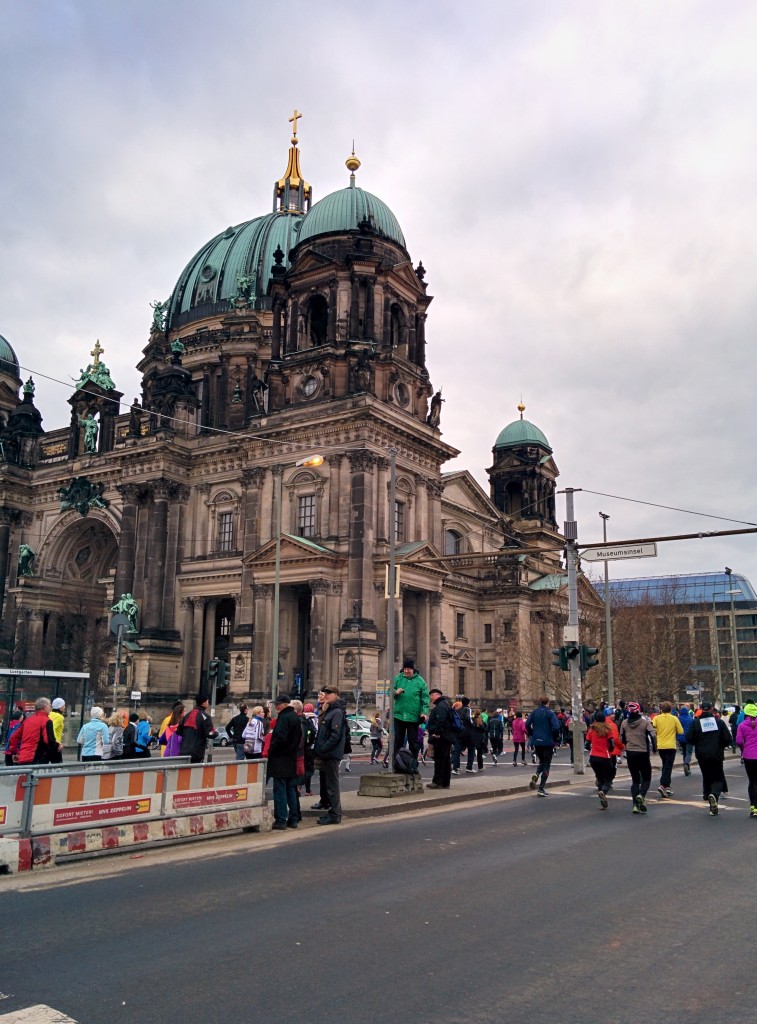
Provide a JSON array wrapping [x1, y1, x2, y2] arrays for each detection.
[[309, 579, 330, 691], [271, 299, 282, 360], [428, 591, 443, 689], [426, 478, 444, 551], [162, 484, 189, 631], [327, 278, 338, 345], [415, 477, 429, 543], [349, 276, 360, 338], [326, 454, 343, 540], [416, 311, 427, 367], [347, 451, 377, 620], [376, 458, 389, 542], [0, 508, 19, 620], [114, 484, 141, 598], [188, 597, 207, 693], [238, 467, 266, 631], [252, 583, 274, 691], [363, 277, 374, 340], [141, 480, 171, 633], [288, 298, 299, 354]]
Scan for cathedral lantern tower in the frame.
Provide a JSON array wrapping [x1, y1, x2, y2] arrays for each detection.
[[489, 403, 559, 541]]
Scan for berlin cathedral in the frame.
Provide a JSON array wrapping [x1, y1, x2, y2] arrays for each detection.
[[0, 114, 597, 713]]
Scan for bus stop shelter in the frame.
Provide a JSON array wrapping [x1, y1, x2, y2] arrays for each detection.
[[0, 668, 90, 743]]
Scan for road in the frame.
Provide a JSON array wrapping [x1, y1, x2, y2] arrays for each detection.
[[2, 761, 755, 1024]]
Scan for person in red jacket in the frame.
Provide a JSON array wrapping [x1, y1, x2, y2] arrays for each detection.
[[9, 697, 57, 765]]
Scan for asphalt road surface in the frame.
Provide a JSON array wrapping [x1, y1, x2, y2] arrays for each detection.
[[3, 762, 755, 1024]]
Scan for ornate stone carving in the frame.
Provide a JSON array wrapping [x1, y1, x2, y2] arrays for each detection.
[[241, 467, 266, 489], [252, 583, 274, 599], [425, 478, 444, 500], [347, 450, 376, 474], [58, 477, 109, 517], [116, 483, 143, 505], [310, 579, 331, 595]]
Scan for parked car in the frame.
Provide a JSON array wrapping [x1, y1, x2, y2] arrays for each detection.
[[347, 716, 387, 747], [212, 726, 230, 747]]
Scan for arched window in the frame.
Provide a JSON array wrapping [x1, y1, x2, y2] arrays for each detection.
[[444, 529, 464, 556], [308, 294, 328, 347], [389, 303, 405, 349]]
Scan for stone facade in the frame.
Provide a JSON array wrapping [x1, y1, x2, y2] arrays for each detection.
[[0, 129, 601, 711]]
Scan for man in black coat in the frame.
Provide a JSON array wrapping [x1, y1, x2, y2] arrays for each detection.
[[312, 686, 346, 825], [178, 694, 216, 764], [268, 694, 302, 830], [426, 688, 456, 789], [687, 701, 733, 815]]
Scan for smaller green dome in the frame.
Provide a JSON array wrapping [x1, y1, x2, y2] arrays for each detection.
[[297, 185, 406, 249], [0, 334, 20, 375], [495, 417, 551, 452]]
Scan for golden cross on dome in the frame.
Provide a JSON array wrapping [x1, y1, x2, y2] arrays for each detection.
[[90, 339, 104, 366], [289, 109, 302, 140]]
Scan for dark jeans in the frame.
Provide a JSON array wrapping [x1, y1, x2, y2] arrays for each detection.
[[451, 735, 464, 770], [626, 751, 652, 800], [319, 759, 342, 821], [82, 755, 102, 762], [744, 758, 757, 806], [466, 744, 484, 771], [512, 742, 525, 763], [394, 719, 420, 758], [431, 738, 452, 787], [489, 735, 504, 756], [272, 776, 299, 825], [590, 755, 615, 794], [534, 745, 554, 788], [659, 748, 676, 788], [370, 738, 383, 761], [697, 756, 726, 800]]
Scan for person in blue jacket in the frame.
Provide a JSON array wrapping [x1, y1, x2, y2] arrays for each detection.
[[525, 696, 561, 796]]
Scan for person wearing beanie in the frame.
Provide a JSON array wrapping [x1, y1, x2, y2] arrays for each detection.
[[686, 700, 733, 815], [49, 697, 66, 763], [77, 706, 110, 762], [735, 703, 757, 817], [177, 693, 216, 763], [653, 701, 684, 798], [619, 702, 656, 813], [392, 657, 429, 763]]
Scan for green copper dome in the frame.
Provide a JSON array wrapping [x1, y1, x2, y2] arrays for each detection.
[[495, 417, 552, 452], [168, 211, 303, 329], [297, 185, 406, 249], [0, 334, 20, 379]]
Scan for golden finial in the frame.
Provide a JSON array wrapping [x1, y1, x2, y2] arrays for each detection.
[[517, 400, 526, 420], [346, 142, 361, 175], [289, 109, 302, 144]]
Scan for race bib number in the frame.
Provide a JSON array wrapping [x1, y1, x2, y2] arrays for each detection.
[[699, 717, 718, 732]]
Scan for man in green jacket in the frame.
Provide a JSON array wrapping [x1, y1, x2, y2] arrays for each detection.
[[393, 658, 430, 759]]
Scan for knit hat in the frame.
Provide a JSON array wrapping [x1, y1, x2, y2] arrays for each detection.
[[743, 703, 757, 718], [90, 706, 104, 719], [303, 703, 315, 713], [51, 698, 66, 710], [626, 702, 641, 715]]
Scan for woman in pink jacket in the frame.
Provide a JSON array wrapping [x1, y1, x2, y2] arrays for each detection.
[[511, 711, 527, 767], [735, 703, 757, 819]]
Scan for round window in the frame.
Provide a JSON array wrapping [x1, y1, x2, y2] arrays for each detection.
[[395, 382, 410, 407], [301, 375, 319, 398]]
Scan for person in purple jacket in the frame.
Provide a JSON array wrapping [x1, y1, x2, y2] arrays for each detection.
[[735, 703, 757, 819]]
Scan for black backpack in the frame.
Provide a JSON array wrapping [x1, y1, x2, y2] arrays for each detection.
[[394, 748, 418, 775]]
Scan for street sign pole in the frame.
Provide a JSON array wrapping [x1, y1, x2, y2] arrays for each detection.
[[565, 489, 584, 775]]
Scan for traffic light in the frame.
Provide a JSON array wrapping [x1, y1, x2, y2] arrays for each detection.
[[216, 659, 230, 703], [552, 646, 568, 671], [565, 642, 580, 662], [207, 659, 219, 684], [580, 645, 600, 673]]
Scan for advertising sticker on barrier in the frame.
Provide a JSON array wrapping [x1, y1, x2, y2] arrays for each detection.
[[53, 797, 153, 827]]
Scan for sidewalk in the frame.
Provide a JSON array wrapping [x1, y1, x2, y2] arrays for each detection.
[[299, 758, 578, 826]]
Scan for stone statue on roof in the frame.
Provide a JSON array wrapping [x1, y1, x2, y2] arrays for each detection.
[[150, 299, 168, 333]]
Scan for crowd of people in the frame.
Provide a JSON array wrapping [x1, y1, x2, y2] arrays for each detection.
[[4, 681, 755, 824]]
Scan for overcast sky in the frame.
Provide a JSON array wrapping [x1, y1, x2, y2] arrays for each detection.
[[2, 0, 756, 595]]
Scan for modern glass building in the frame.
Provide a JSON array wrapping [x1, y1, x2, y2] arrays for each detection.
[[594, 571, 757, 705]]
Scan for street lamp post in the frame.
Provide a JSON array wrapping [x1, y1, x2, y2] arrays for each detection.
[[387, 447, 398, 771], [724, 568, 743, 706], [270, 454, 323, 706], [599, 512, 615, 706]]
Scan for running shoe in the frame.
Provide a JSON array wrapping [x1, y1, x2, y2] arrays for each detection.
[[658, 785, 668, 798], [683, 763, 691, 776], [451, 769, 460, 775], [665, 787, 673, 797], [529, 774, 539, 790], [632, 803, 641, 814], [536, 788, 548, 797], [598, 790, 608, 809], [635, 794, 647, 813], [708, 794, 719, 816], [750, 806, 757, 818], [465, 768, 476, 774]]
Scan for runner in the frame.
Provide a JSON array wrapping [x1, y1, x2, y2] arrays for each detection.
[[619, 702, 656, 814]]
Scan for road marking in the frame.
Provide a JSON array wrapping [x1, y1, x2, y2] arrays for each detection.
[[0, 1006, 77, 1023]]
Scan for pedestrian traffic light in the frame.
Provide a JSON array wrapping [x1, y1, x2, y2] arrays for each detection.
[[216, 659, 230, 702], [207, 659, 219, 684], [580, 645, 600, 673], [552, 646, 568, 671], [565, 642, 580, 662]]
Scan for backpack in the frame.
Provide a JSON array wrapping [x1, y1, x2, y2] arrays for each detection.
[[394, 748, 418, 775], [450, 707, 464, 734]]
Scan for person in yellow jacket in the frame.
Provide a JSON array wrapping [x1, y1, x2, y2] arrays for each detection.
[[653, 701, 684, 797], [49, 697, 66, 764]]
